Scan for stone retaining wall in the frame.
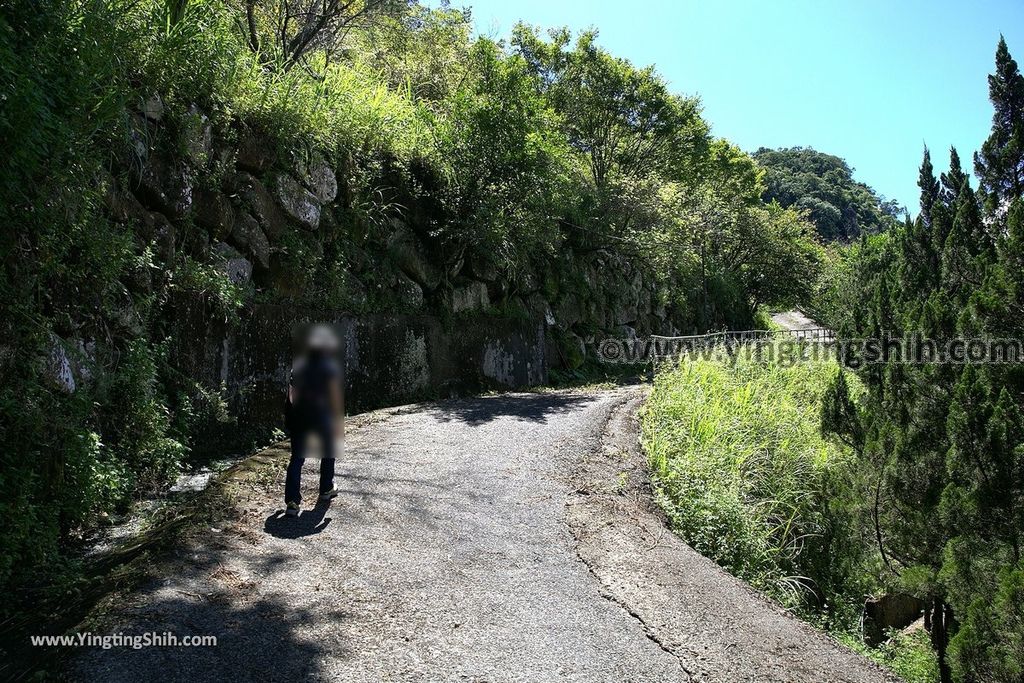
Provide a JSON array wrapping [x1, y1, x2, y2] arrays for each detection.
[[171, 295, 546, 428]]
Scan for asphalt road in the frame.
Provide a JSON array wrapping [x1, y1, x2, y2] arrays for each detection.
[[771, 309, 822, 331], [71, 389, 896, 683]]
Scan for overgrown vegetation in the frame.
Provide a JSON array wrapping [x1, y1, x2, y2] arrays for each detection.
[[643, 350, 869, 607], [822, 36, 1024, 683], [642, 346, 937, 682], [14, 5, 1019, 682], [841, 628, 940, 683], [0, 0, 823, 610], [645, 36, 1024, 683]]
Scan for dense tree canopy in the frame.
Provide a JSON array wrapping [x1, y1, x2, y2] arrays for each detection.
[[753, 146, 902, 241]]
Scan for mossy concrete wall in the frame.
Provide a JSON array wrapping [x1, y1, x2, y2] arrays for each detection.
[[171, 295, 546, 428]]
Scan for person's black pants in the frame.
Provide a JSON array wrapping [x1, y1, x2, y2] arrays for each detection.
[[285, 411, 335, 505]]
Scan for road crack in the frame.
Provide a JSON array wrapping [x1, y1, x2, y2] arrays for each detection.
[[574, 539, 695, 679], [564, 390, 696, 680]]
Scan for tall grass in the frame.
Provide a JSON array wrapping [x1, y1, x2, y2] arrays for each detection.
[[641, 346, 943, 682], [228, 57, 433, 160], [122, 0, 433, 161], [641, 347, 864, 606]]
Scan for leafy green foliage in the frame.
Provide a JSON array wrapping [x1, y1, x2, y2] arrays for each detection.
[[950, 568, 1024, 682], [754, 147, 902, 241], [529, 29, 708, 194], [642, 350, 872, 609], [644, 348, 941, 683], [645, 182, 823, 329], [0, 0, 828, 618], [349, 3, 474, 102], [432, 38, 568, 271], [512, 26, 712, 242], [1, 0, 176, 593], [841, 628, 941, 683], [233, 0, 407, 69]]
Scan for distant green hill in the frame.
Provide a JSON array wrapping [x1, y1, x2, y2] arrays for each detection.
[[753, 147, 902, 241]]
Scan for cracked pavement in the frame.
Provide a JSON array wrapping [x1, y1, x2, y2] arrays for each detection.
[[71, 388, 897, 682]]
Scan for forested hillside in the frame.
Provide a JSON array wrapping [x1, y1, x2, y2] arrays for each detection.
[[642, 36, 1024, 683], [0, 1, 821, 604], [822, 37, 1024, 683], [754, 147, 902, 241]]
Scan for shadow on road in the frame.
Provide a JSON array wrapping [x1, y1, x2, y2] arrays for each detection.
[[426, 391, 598, 427], [68, 577, 345, 681], [264, 498, 333, 538], [68, 511, 351, 681]]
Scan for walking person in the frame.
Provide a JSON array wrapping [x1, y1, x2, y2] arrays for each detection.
[[284, 324, 344, 517]]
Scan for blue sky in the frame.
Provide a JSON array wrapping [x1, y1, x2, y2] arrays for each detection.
[[437, 0, 1024, 211]]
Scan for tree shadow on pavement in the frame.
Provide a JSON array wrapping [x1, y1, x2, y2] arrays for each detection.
[[66, 514, 352, 682], [264, 498, 333, 538], [426, 392, 598, 427], [67, 583, 346, 682]]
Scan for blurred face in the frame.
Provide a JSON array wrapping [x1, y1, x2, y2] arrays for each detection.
[[301, 324, 340, 358]]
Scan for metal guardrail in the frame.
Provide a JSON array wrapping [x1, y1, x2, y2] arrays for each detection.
[[592, 328, 837, 365], [651, 327, 835, 346], [642, 327, 836, 365]]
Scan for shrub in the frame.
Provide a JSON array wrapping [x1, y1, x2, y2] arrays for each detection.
[[840, 628, 940, 683]]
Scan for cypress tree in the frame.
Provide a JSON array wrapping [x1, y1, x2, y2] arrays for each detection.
[[941, 147, 968, 209], [1005, 198, 1024, 289], [974, 36, 1024, 212], [920, 146, 940, 228], [896, 216, 937, 298], [835, 37, 1024, 683], [941, 178, 990, 298], [916, 150, 943, 279]]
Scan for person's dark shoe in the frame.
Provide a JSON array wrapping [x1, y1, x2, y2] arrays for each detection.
[[286, 501, 301, 517], [318, 488, 338, 501]]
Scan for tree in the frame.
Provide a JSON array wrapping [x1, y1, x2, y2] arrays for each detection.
[[239, 0, 406, 69], [950, 569, 1024, 683], [941, 177, 989, 296], [974, 36, 1024, 212], [644, 182, 820, 328], [432, 38, 568, 272], [753, 147, 899, 241], [347, 3, 473, 101], [941, 147, 968, 208], [833, 37, 1024, 683], [511, 26, 709, 238], [920, 146, 940, 229]]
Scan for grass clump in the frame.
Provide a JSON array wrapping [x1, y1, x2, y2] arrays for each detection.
[[840, 629, 940, 683], [642, 347, 862, 605], [641, 345, 935, 682]]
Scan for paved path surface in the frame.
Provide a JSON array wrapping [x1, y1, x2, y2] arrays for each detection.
[[771, 309, 822, 331], [72, 389, 896, 682]]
